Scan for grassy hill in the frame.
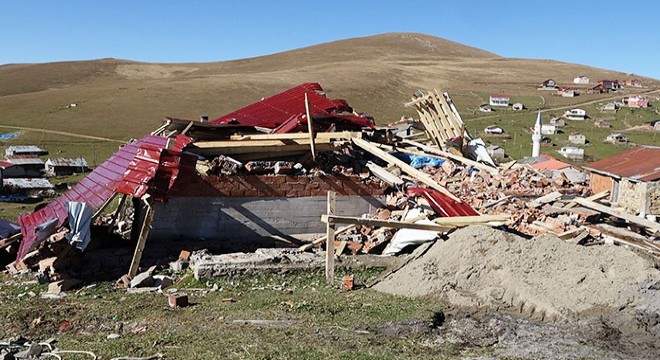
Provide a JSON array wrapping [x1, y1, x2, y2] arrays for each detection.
[[0, 32, 658, 164]]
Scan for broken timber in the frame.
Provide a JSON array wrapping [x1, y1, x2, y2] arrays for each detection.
[[573, 198, 660, 232], [304, 93, 317, 161], [352, 138, 461, 201], [322, 214, 449, 232], [326, 191, 336, 285], [365, 161, 404, 187], [128, 195, 155, 278]]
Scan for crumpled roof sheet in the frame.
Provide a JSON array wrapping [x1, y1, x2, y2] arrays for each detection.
[[16, 135, 194, 261], [209, 83, 375, 131], [407, 187, 478, 217], [584, 146, 660, 182]]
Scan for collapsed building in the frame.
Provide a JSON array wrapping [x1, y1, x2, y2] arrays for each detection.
[[3, 83, 659, 287]]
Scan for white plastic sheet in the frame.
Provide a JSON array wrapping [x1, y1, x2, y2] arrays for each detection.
[[66, 201, 93, 251]]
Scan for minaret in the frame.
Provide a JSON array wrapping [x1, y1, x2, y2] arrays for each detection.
[[532, 111, 542, 157]]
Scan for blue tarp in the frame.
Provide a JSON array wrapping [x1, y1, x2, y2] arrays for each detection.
[[0, 131, 21, 140], [394, 153, 446, 169]]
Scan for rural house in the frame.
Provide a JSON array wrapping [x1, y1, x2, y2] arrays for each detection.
[[2, 158, 44, 177], [540, 79, 557, 89], [623, 79, 642, 87], [484, 125, 504, 135], [599, 79, 621, 91], [564, 108, 587, 120], [549, 117, 565, 127], [4, 145, 48, 158], [600, 102, 618, 112], [623, 95, 649, 108], [489, 94, 510, 107], [559, 88, 578, 97], [573, 76, 590, 84], [569, 133, 586, 145], [44, 158, 90, 176], [584, 146, 660, 216], [541, 124, 557, 135], [594, 119, 612, 128], [605, 133, 628, 144], [558, 146, 584, 160]]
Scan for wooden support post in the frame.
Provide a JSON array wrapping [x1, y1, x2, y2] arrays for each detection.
[[128, 195, 154, 278], [305, 93, 316, 161], [107, 194, 128, 233], [180, 121, 195, 136], [325, 191, 336, 285]]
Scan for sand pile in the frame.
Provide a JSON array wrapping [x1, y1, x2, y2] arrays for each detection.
[[374, 225, 659, 320]]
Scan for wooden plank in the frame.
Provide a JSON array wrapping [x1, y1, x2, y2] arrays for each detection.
[[436, 90, 462, 138], [429, 91, 456, 139], [565, 191, 609, 209], [322, 214, 453, 232], [415, 106, 444, 148], [298, 224, 356, 252], [325, 191, 336, 285], [229, 131, 361, 141], [352, 138, 461, 201], [574, 198, 660, 232], [128, 196, 154, 278], [193, 138, 332, 148], [191, 143, 335, 156], [304, 93, 316, 161], [527, 191, 563, 209], [402, 139, 499, 175], [432, 214, 510, 226], [365, 161, 404, 187]]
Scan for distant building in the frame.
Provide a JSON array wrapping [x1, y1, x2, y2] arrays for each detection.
[[489, 94, 510, 107], [486, 145, 506, 162], [1, 157, 44, 178], [4, 145, 48, 158], [3, 178, 54, 193], [558, 146, 584, 160], [573, 76, 590, 84], [559, 89, 578, 97], [564, 108, 587, 120], [44, 157, 89, 176], [568, 133, 586, 145], [584, 146, 660, 215], [541, 124, 557, 135], [605, 133, 628, 144], [594, 119, 612, 128], [540, 79, 558, 89], [549, 117, 565, 127], [623, 79, 642, 87], [600, 102, 618, 112], [484, 125, 505, 135], [479, 104, 493, 112], [512, 103, 524, 111], [624, 95, 649, 108]]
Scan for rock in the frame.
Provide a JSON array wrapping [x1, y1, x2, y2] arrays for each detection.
[[107, 333, 121, 340], [14, 342, 42, 359]]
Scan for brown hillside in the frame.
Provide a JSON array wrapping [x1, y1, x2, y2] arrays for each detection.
[[0, 32, 657, 147]]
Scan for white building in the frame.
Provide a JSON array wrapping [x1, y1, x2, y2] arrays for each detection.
[[568, 133, 586, 145], [573, 76, 590, 84], [564, 108, 587, 120], [484, 125, 505, 135], [5, 145, 48, 157], [605, 133, 628, 143], [541, 124, 557, 135], [558, 146, 584, 160], [489, 94, 510, 107]]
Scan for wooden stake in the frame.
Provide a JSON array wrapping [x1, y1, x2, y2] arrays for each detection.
[[305, 93, 316, 161], [325, 191, 336, 285], [128, 195, 154, 278]]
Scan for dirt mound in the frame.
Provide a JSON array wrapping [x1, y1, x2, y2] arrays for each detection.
[[374, 225, 660, 321]]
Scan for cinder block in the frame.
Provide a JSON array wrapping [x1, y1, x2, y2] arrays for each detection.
[[168, 294, 189, 308]]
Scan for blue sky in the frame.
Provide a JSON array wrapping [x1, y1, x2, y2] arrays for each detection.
[[2, 1, 658, 79]]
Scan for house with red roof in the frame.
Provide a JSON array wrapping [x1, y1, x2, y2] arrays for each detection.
[[584, 146, 660, 215]]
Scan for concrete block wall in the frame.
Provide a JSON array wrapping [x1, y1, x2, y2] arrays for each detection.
[[150, 195, 385, 241]]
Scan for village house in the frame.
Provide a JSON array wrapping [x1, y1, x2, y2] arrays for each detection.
[[600, 102, 618, 112], [2, 178, 54, 194], [540, 79, 558, 90], [549, 117, 565, 127], [564, 108, 587, 120], [559, 88, 578, 97], [594, 119, 612, 128], [584, 146, 660, 216], [486, 145, 506, 162], [1, 157, 44, 177], [484, 125, 504, 135], [558, 146, 584, 160], [4, 145, 48, 158], [541, 124, 557, 135], [489, 94, 510, 107], [623, 95, 649, 108], [569, 133, 586, 145], [573, 76, 590, 85], [44, 158, 90, 176], [605, 133, 628, 144], [623, 79, 642, 87]]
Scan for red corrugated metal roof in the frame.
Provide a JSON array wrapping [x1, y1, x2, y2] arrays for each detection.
[[209, 83, 374, 131], [532, 154, 571, 171], [584, 146, 660, 182], [407, 187, 478, 217], [16, 135, 193, 261]]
